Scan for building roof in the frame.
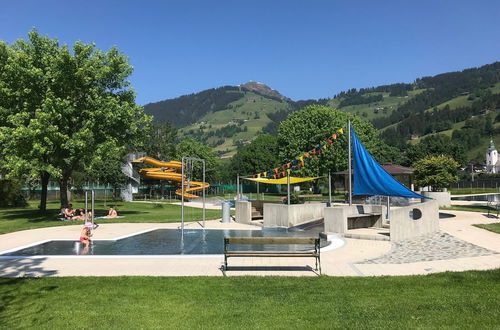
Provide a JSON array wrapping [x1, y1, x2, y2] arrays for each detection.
[[334, 163, 414, 175]]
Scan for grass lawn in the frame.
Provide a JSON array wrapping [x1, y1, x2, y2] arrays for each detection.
[[0, 200, 224, 235], [441, 205, 491, 213], [474, 223, 500, 234], [0, 270, 499, 329], [449, 188, 500, 195]]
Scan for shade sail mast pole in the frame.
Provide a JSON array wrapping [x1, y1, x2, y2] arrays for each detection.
[[348, 119, 352, 206], [287, 173, 291, 206]]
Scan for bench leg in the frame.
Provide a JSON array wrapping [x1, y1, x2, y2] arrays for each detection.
[[317, 256, 321, 275]]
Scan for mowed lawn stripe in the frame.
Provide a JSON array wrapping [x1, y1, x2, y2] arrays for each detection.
[[1, 270, 499, 329]]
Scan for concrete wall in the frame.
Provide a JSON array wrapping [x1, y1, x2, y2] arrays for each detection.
[[324, 204, 385, 234], [420, 191, 451, 207], [250, 200, 281, 215], [390, 200, 439, 242], [263, 203, 325, 227], [235, 201, 252, 224]]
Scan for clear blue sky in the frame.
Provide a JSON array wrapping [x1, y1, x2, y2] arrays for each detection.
[[1, 0, 499, 105]]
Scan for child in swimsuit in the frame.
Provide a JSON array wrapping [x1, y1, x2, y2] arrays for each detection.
[[79, 222, 93, 248]]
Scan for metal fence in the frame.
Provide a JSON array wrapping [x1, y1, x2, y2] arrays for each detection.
[[450, 179, 500, 190]]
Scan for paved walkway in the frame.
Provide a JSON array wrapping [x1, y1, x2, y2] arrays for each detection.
[[0, 210, 499, 277]]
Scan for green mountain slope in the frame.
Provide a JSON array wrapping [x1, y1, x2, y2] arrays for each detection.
[[179, 91, 290, 157], [144, 61, 500, 163]]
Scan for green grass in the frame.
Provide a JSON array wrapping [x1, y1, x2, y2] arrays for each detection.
[[474, 223, 500, 234], [0, 199, 225, 235], [449, 188, 500, 195], [441, 205, 491, 213], [0, 270, 499, 329], [333, 92, 412, 121]]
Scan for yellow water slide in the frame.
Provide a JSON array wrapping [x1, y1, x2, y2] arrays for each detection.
[[132, 157, 209, 199]]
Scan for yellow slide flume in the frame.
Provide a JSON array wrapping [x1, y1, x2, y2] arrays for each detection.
[[133, 157, 209, 199]]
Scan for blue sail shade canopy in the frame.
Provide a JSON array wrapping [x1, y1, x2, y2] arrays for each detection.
[[351, 125, 429, 199]]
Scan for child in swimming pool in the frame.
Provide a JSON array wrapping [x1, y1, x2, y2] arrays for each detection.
[[79, 222, 93, 248]]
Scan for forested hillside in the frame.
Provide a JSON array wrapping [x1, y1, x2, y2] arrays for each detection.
[[144, 62, 500, 163], [144, 82, 328, 157]]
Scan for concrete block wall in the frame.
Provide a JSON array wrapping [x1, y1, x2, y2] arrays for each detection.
[[390, 200, 439, 242], [263, 203, 325, 227], [235, 201, 252, 224], [420, 191, 451, 207], [324, 204, 385, 234]]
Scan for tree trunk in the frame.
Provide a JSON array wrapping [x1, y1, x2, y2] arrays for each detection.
[[39, 172, 50, 212], [59, 170, 72, 208]]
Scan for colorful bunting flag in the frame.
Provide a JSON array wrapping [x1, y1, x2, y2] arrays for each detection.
[[249, 127, 344, 178]]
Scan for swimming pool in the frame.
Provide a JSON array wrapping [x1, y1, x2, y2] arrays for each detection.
[[1, 228, 333, 257]]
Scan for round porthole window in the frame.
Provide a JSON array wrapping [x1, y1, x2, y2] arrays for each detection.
[[409, 208, 422, 220]]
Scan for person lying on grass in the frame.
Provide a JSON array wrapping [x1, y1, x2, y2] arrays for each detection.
[[72, 208, 93, 221], [79, 222, 93, 248]]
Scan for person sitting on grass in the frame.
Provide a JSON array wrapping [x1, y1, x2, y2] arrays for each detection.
[[72, 208, 85, 221], [79, 222, 93, 248], [64, 204, 75, 219], [105, 207, 118, 218]]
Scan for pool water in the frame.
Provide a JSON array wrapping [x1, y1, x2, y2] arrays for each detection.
[[451, 194, 500, 202], [2, 228, 329, 256]]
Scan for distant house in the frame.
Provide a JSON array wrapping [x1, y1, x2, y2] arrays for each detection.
[[410, 134, 419, 140]]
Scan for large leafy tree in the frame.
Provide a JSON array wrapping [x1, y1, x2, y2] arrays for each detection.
[[175, 139, 219, 182], [413, 155, 458, 191], [230, 134, 279, 177], [277, 105, 396, 176], [403, 134, 466, 167], [0, 30, 150, 210], [143, 121, 178, 161]]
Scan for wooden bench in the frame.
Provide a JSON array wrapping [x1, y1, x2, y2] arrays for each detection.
[[223, 237, 321, 274]]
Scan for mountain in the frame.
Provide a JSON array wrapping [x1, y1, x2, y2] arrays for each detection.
[[143, 82, 326, 157], [144, 62, 500, 162], [239, 81, 289, 102]]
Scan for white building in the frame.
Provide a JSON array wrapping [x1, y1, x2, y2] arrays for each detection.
[[486, 139, 500, 173]]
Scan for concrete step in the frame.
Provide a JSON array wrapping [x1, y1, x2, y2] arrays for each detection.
[[343, 233, 390, 241]]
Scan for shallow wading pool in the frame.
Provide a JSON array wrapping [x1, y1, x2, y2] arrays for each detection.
[[1, 227, 336, 257]]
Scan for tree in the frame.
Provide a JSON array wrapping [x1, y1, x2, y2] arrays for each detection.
[[413, 155, 458, 191], [403, 134, 466, 166], [230, 134, 279, 177], [175, 139, 219, 182], [277, 105, 395, 176], [0, 30, 150, 210], [143, 122, 178, 160]]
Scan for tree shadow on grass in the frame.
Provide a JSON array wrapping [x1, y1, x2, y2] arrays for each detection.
[[0, 274, 59, 327], [0, 209, 57, 223]]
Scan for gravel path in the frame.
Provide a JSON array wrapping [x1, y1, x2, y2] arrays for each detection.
[[358, 231, 497, 264]]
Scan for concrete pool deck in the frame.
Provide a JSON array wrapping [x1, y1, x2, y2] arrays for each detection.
[[0, 210, 499, 277]]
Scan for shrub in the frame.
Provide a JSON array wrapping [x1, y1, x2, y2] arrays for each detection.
[[0, 179, 27, 207]]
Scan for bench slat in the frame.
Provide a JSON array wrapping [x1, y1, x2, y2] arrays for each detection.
[[225, 237, 317, 245], [226, 252, 317, 257]]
